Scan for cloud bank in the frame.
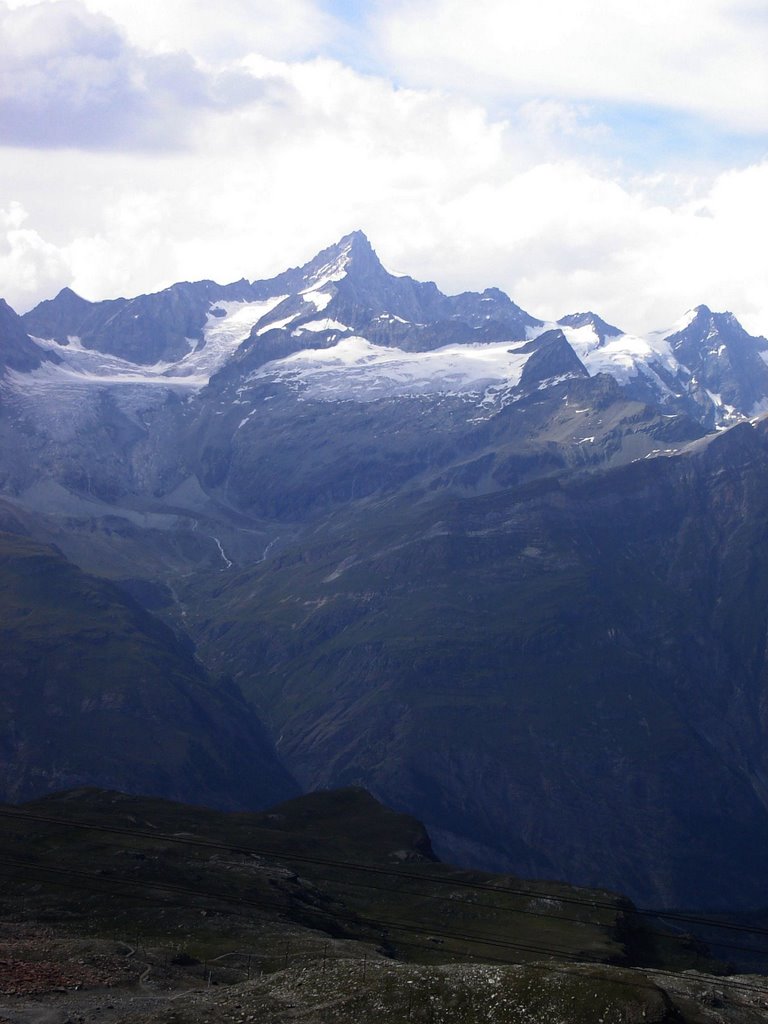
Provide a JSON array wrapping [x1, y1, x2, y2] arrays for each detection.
[[374, 0, 768, 133], [0, 1, 765, 339], [0, 1, 284, 148]]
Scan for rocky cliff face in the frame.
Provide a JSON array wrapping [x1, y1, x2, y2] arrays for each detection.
[[664, 305, 768, 425]]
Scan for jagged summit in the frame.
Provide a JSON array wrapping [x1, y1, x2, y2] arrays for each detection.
[[664, 305, 714, 338], [558, 311, 623, 343], [8, 232, 767, 429], [0, 297, 59, 372], [668, 304, 763, 341], [655, 302, 768, 425], [336, 228, 376, 257], [294, 230, 381, 286], [268, 230, 385, 297]]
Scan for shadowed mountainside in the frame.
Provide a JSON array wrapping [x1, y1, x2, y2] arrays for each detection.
[[0, 531, 297, 809]]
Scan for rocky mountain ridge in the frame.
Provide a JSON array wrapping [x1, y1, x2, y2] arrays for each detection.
[[8, 231, 766, 432]]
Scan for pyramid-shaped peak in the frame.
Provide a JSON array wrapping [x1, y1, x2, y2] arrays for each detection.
[[301, 230, 386, 288], [47, 285, 92, 311], [338, 228, 374, 251], [326, 229, 379, 267], [664, 306, 712, 337]]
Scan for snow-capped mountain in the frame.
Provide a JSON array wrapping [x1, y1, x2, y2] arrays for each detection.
[[7, 231, 765, 432], [551, 306, 768, 429], [18, 230, 540, 371], [5, 231, 768, 911], [0, 229, 765, 530]]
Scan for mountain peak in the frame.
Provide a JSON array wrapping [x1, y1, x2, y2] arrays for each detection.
[[558, 311, 623, 342], [329, 228, 378, 268], [664, 306, 714, 338], [300, 230, 384, 289], [667, 305, 755, 343], [34, 285, 93, 320], [55, 286, 83, 301], [338, 228, 373, 251]]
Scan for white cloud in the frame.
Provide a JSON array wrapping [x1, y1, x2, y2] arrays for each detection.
[[0, 0, 337, 61], [0, 16, 765, 340], [0, 202, 71, 306], [0, 1, 288, 149], [382, 159, 768, 336], [517, 100, 609, 143], [109, 0, 337, 61], [374, 0, 768, 133]]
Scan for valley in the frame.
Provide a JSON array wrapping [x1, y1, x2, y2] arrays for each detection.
[[1, 231, 767, 926]]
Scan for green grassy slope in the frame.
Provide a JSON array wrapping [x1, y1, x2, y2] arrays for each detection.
[[0, 786, 713, 972]]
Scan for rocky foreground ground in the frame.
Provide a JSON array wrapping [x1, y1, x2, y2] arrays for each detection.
[[0, 923, 767, 1024]]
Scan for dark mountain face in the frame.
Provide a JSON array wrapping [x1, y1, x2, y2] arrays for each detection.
[[21, 286, 95, 343], [180, 420, 768, 908], [0, 299, 58, 373], [22, 281, 256, 365], [515, 328, 589, 387], [2, 233, 768, 911], [185, 360, 697, 525], [0, 530, 298, 809], [664, 305, 768, 425]]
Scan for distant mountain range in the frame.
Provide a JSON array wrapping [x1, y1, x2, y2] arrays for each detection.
[[8, 230, 767, 429], [2, 232, 768, 910]]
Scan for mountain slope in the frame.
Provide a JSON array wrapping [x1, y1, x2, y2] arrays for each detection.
[[556, 306, 768, 428], [4, 786, 747, 1024], [3, 784, 716, 972], [178, 418, 768, 909], [0, 530, 298, 808], [0, 298, 58, 373], [2, 231, 768, 915]]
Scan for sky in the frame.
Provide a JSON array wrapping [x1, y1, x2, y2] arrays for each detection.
[[0, 0, 766, 335]]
